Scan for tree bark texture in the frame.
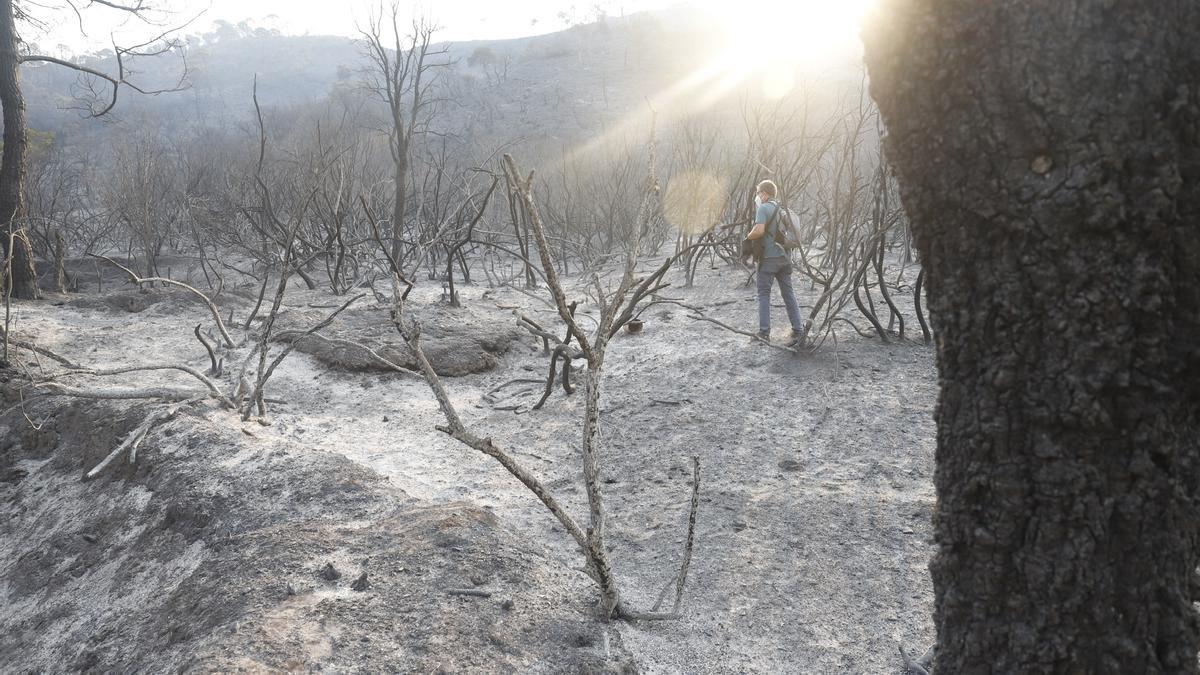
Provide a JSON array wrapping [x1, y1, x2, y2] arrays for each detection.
[[865, 2, 1200, 671], [580, 364, 620, 617], [0, 0, 37, 300]]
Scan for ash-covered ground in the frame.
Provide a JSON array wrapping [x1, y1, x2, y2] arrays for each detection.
[[1, 258, 936, 672]]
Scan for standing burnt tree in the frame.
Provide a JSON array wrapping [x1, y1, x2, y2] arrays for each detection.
[[0, 0, 187, 299], [865, 2, 1200, 671], [0, 0, 36, 299], [361, 6, 448, 268]]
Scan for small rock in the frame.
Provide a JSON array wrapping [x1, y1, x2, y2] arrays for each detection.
[[382, 416, 390, 422], [286, 584, 296, 596], [500, 598, 515, 611], [81, 533, 97, 544], [733, 521, 748, 532], [351, 572, 370, 591], [778, 459, 802, 472], [320, 562, 341, 581]]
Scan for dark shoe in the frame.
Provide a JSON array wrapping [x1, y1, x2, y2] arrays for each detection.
[[755, 330, 770, 342], [787, 328, 805, 347]]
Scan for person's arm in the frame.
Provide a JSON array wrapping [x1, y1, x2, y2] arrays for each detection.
[[747, 202, 771, 239]]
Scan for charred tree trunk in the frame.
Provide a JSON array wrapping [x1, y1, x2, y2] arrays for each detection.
[[53, 228, 66, 293], [866, 2, 1200, 670], [0, 0, 38, 300], [391, 153, 407, 265]]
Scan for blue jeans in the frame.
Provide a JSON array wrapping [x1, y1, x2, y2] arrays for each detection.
[[757, 256, 803, 334]]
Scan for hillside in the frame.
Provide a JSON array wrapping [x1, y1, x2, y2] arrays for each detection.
[[23, 12, 863, 154]]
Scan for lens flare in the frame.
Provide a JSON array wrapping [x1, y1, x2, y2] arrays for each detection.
[[664, 171, 726, 236]]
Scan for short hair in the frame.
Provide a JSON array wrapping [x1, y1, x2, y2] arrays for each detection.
[[757, 180, 778, 198]]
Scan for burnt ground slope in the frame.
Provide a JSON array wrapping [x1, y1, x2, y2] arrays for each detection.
[[0, 381, 631, 673]]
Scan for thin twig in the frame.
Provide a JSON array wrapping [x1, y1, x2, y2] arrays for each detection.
[[644, 456, 701, 620], [684, 311, 802, 355]]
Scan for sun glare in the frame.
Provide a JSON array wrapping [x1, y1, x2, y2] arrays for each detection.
[[533, 0, 879, 186], [696, 0, 875, 97]]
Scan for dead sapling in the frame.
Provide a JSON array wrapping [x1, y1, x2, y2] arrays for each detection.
[[393, 297, 701, 622], [238, 78, 349, 421], [388, 140, 702, 621]]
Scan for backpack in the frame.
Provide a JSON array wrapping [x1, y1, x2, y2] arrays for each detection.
[[770, 202, 802, 251], [742, 203, 782, 263]]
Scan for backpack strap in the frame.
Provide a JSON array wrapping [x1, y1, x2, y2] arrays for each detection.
[[764, 200, 784, 247]]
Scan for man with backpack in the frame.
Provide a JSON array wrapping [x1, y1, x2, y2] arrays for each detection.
[[746, 179, 805, 345]]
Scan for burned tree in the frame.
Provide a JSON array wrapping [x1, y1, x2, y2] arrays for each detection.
[[0, 0, 189, 299], [865, 1, 1200, 670], [0, 0, 35, 299], [361, 7, 449, 268]]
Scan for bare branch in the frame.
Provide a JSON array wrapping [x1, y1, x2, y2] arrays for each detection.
[[85, 396, 202, 479], [393, 311, 590, 552], [501, 154, 594, 359], [44, 362, 232, 407], [89, 253, 235, 347], [36, 382, 207, 401], [193, 324, 219, 374], [242, 293, 364, 413], [0, 328, 80, 368]]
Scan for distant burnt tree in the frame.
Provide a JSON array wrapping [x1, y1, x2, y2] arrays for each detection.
[[0, 0, 187, 299]]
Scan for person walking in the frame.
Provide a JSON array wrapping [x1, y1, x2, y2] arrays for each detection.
[[747, 179, 804, 344]]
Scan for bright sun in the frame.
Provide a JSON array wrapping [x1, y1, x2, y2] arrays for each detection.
[[693, 0, 876, 97]]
